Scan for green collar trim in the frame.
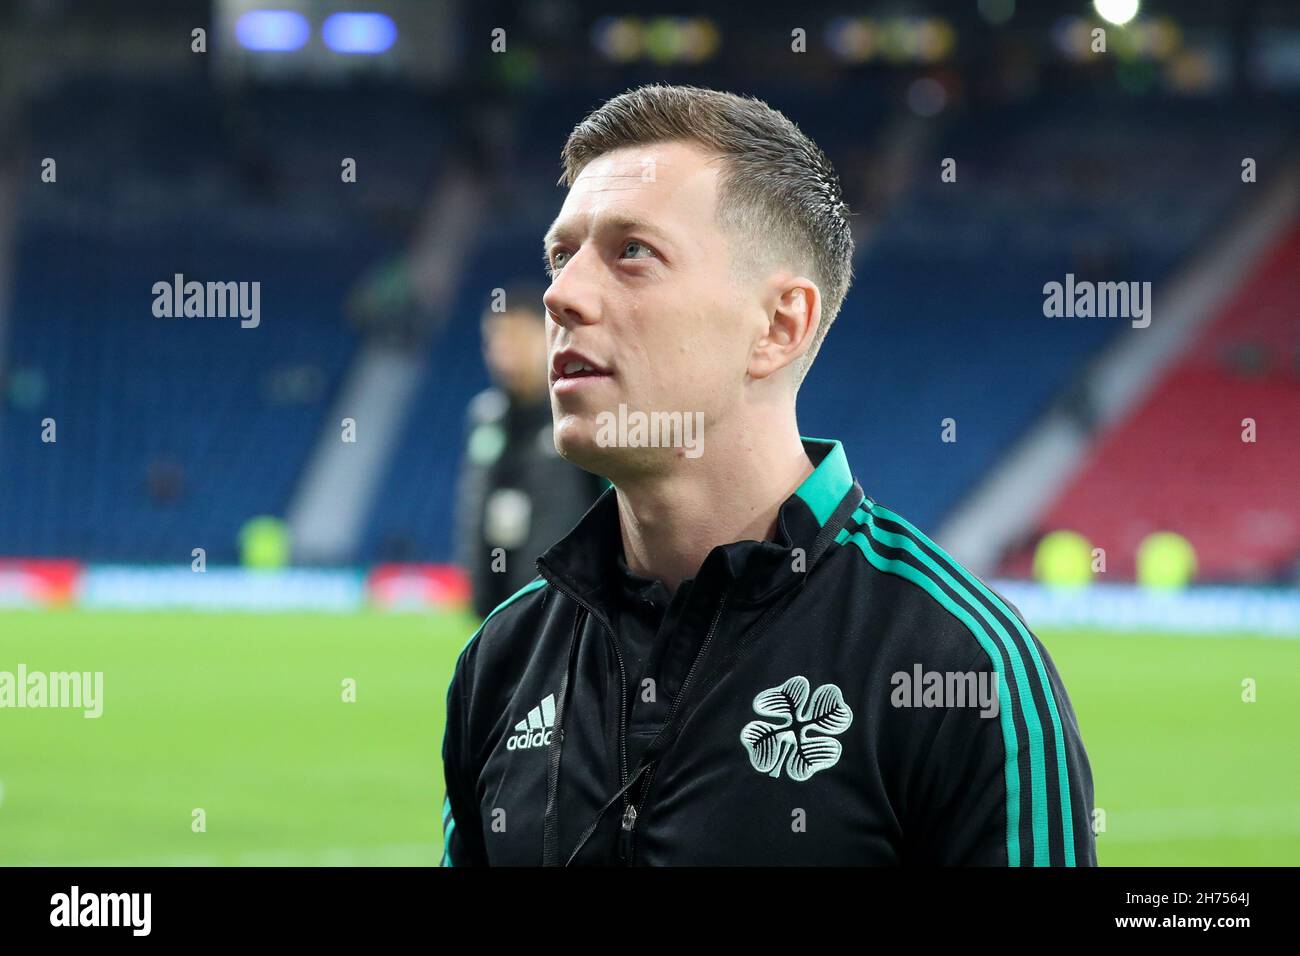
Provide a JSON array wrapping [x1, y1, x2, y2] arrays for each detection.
[[795, 437, 854, 527]]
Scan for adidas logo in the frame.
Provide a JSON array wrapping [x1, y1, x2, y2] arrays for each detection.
[[506, 693, 556, 751]]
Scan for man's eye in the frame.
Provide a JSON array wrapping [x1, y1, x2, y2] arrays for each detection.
[[546, 250, 569, 276], [622, 240, 654, 261]]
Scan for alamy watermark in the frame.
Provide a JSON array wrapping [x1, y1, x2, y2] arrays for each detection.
[[50, 886, 150, 936], [890, 664, 1000, 718], [1042, 273, 1151, 328], [595, 403, 704, 459], [152, 273, 260, 328], [0, 665, 103, 718]]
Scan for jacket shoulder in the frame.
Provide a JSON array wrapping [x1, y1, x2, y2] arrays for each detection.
[[834, 497, 1032, 668], [455, 576, 551, 673]]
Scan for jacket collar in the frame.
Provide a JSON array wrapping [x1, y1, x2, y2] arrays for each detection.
[[536, 437, 857, 610]]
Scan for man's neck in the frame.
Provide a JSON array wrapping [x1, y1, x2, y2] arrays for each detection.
[[613, 422, 815, 595]]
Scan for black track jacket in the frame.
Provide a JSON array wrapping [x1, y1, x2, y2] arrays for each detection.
[[441, 437, 1097, 866]]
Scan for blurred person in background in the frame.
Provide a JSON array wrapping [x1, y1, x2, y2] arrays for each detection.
[[455, 282, 606, 618]]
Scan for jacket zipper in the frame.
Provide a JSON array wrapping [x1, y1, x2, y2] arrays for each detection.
[[618, 803, 638, 862], [620, 585, 732, 863], [536, 573, 631, 817]]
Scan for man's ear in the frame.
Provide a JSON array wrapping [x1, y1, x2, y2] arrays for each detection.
[[749, 279, 821, 381]]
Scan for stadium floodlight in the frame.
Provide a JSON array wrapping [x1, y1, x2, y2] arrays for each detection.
[[1093, 0, 1139, 27], [322, 13, 398, 55], [234, 10, 311, 52]]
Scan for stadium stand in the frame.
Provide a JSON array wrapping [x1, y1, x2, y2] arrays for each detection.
[[0, 79, 1289, 572], [1009, 221, 1300, 583], [791, 98, 1286, 533], [0, 78, 446, 561]]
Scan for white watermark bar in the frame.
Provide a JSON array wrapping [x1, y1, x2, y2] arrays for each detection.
[[77, 566, 365, 612], [993, 581, 1300, 636]]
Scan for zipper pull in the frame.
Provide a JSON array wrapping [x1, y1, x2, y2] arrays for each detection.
[[618, 803, 638, 865]]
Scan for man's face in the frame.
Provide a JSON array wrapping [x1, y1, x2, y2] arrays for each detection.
[[542, 142, 761, 475]]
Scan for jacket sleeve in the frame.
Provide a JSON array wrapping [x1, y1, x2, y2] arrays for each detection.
[[907, 637, 1097, 867], [441, 643, 488, 866]]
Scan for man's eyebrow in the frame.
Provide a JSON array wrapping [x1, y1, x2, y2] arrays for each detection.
[[542, 213, 675, 253]]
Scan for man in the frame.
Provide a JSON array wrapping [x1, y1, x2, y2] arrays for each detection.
[[455, 283, 606, 618], [442, 85, 1095, 866]]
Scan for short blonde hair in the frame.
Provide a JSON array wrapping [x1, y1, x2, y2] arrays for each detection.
[[560, 84, 855, 382]]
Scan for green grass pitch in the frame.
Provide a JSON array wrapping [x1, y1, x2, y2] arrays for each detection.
[[1, 609, 1296, 865]]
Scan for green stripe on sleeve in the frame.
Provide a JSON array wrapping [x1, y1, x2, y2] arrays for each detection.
[[441, 796, 456, 867], [871, 503, 1077, 866], [836, 519, 1024, 866]]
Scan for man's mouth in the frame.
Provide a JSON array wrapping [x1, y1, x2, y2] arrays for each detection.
[[550, 349, 614, 392]]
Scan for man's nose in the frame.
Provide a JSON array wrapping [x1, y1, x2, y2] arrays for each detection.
[[542, 249, 600, 329]]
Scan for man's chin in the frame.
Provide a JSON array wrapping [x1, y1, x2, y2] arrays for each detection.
[[554, 417, 684, 482], [552, 416, 610, 474]]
